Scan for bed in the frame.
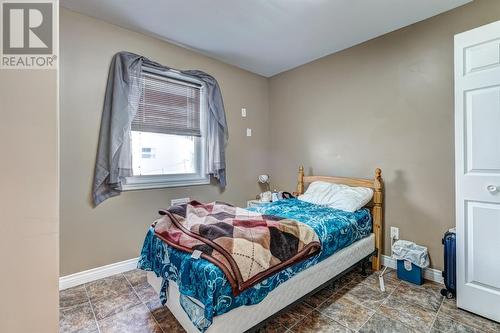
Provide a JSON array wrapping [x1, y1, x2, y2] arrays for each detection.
[[139, 166, 384, 333]]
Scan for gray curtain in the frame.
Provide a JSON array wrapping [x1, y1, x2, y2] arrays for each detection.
[[92, 51, 228, 206], [181, 70, 228, 187]]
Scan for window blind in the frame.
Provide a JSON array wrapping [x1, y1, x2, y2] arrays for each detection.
[[131, 70, 201, 137]]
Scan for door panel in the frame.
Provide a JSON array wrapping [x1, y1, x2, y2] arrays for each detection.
[[465, 86, 500, 173], [465, 201, 500, 291], [464, 38, 500, 75]]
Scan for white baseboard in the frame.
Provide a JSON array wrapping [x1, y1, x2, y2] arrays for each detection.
[[381, 255, 443, 284], [59, 257, 139, 290]]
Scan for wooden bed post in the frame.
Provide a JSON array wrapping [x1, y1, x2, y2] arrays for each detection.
[[372, 168, 383, 271], [296, 166, 305, 195]]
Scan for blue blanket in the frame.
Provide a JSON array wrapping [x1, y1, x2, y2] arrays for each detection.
[[138, 199, 372, 331]]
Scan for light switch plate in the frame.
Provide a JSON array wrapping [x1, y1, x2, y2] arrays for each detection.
[[241, 108, 247, 117], [246, 128, 252, 136]]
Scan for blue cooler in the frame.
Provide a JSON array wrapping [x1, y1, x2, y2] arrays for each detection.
[[392, 240, 429, 286], [396, 260, 424, 285]]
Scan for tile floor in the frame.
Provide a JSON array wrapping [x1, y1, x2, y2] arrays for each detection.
[[59, 267, 500, 333]]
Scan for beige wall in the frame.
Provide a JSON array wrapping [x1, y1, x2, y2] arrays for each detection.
[[0, 72, 59, 329], [268, 0, 500, 270], [60, 9, 270, 275]]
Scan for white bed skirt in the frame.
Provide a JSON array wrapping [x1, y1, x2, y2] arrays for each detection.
[[147, 233, 375, 333]]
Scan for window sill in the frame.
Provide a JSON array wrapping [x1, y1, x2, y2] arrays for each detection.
[[122, 175, 210, 191]]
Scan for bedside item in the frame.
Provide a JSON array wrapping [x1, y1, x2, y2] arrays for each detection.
[[272, 191, 294, 201], [441, 229, 456, 299], [392, 240, 429, 285], [258, 174, 272, 202], [258, 174, 270, 191], [259, 191, 272, 202]]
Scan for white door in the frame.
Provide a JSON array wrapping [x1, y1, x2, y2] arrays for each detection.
[[455, 21, 500, 323]]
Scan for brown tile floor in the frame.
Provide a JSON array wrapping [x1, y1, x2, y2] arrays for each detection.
[[59, 267, 500, 333]]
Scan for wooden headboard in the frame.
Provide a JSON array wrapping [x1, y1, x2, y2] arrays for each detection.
[[294, 166, 383, 271]]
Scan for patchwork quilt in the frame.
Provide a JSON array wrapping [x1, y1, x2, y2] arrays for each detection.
[[154, 200, 321, 295]]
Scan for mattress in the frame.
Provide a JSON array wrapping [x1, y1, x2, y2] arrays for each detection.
[[139, 199, 372, 331], [148, 233, 375, 333]]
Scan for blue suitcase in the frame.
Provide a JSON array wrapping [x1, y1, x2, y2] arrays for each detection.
[[441, 230, 456, 299]]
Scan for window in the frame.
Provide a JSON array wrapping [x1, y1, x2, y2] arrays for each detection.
[[122, 67, 208, 190]]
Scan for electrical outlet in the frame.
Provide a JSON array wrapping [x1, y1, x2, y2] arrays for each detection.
[[241, 108, 247, 117], [246, 128, 252, 136], [390, 227, 399, 240], [171, 197, 190, 206]]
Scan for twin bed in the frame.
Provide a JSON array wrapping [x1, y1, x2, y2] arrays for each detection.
[[139, 166, 384, 333]]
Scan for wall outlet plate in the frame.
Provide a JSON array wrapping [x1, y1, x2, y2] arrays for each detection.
[[171, 197, 190, 206], [246, 128, 252, 136], [390, 226, 400, 240], [241, 108, 247, 117]]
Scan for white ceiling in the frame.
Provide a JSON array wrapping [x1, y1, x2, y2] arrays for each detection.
[[61, 0, 472, 77]]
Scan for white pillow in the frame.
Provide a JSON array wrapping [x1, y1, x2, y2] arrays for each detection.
[[298, 181, 373, 212]]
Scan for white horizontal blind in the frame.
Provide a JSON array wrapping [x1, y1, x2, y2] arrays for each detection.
[[132, 70, 201, 137]]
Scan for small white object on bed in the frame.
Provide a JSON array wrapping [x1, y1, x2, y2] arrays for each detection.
[[298, 181, 373, 212]]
